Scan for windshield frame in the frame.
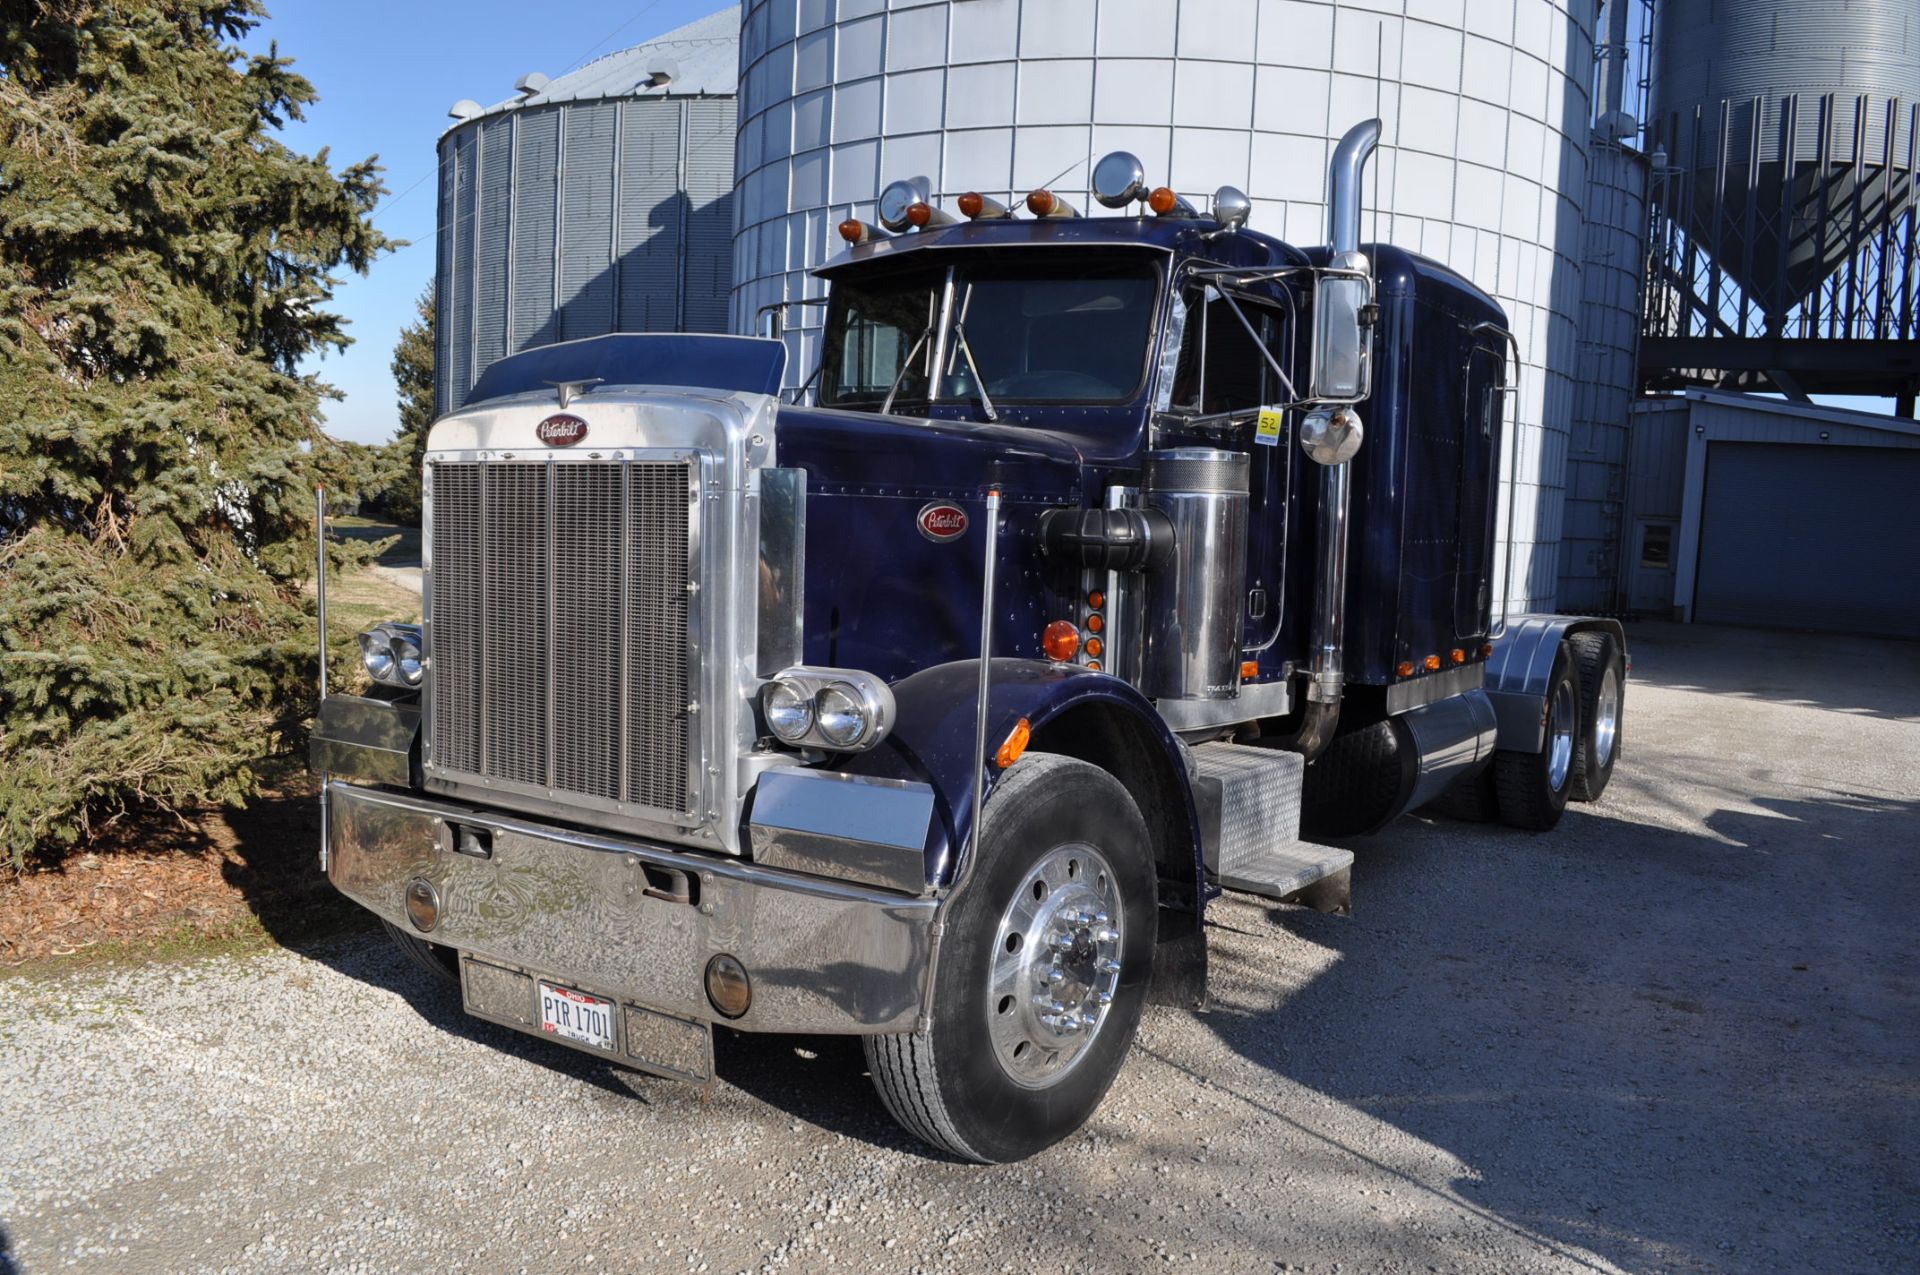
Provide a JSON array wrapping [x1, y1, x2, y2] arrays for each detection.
[[815, 246, 1170, 415]]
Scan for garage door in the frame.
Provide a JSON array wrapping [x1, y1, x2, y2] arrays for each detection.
[[1694, 441, 1920, 637]]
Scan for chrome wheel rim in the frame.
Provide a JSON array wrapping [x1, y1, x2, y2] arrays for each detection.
[[987, 842, 1124, 1090], [1594, 666, 1620, 767], [1547, 678, 1577, 791]]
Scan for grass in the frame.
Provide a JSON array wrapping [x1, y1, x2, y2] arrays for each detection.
[[330, 513, 421, 568]]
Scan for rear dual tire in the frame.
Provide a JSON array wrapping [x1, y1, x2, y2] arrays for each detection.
[[1493, 642, 1580, 831]]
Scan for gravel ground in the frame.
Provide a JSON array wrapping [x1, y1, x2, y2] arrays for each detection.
[[2, 623, 1915, 1275]]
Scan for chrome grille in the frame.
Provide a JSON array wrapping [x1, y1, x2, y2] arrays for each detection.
[[427, 457, 694, 817]]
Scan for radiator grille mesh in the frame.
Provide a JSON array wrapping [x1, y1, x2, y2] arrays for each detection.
[[428, 458, 693, 815]]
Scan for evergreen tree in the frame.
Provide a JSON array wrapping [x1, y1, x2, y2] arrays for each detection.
[[0, 0, 392, 867], [377, 286, 434, 525]]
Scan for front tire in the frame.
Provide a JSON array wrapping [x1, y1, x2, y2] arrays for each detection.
[[380, 920, 460, 986], [1493, 642, 1579, 831], [864, 753, 1157, 1162]]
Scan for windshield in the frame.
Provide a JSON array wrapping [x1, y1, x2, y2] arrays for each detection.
[[819, 253, 1162, 411]]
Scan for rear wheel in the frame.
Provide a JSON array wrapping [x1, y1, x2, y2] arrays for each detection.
[[864, 753, 1156, 1163], [1568, 632, 1624, 801], [380, 920, 460, 986], [1493, 642, 1579, 831]]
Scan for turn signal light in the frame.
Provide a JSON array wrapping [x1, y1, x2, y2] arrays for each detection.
[[1451, 648, 1466, 664], [996, 717, 1032, 769], [1397, 661, 1415, 678], [1241, 660, 1259, 680], [1085, 636, 1104, 658], [1423, 654, 1442, 672], [1042, 620, 1081, 662]]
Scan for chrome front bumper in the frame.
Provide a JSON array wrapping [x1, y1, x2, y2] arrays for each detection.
[[325, 781, 934, 1034]]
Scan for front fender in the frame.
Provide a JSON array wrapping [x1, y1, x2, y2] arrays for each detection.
[[835, 659, 1202, 897]]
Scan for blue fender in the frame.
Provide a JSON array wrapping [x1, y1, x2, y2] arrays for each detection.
[[836, 659, 1204, 901]]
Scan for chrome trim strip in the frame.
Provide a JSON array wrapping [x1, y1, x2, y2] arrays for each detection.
[[756, 467, 806, 676], [1155, 677, 1293, 732], [1385, 662, 1486, 715]]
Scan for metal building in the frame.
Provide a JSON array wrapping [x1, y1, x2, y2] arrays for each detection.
[[1643, 0, 1920, 406], [1624, 391, 1920, 637], [730, 0, 1618, 615], [434, 7, 740, 414]]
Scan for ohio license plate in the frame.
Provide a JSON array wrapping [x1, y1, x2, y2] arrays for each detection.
[[538, 981, 617, 1053]]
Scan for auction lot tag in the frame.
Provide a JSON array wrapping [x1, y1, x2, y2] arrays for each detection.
[[1255, 407, 1284, 446], [539, 981, 617, 1052]]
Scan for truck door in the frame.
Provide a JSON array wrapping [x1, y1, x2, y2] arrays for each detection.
[[1455, 340, 1506, 636]]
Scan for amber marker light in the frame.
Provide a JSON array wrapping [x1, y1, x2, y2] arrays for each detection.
[[1451, 648, 1467, 664], [996, 717, 1033, 769], [906, 201, 933, 227], [1423, 654, 1442, 672], [1042, 620, 1081, 663], [837, 218, 868, 244], [1086, 613, 1104, 633], [1480, 642, 1495, 658], [1241, 660, 1259, 680], [1088, 660, 1102, 671], [958, 191, 985, 218], [1026, 188, 1057, 216], [1397, 660, 1416, 678], [1148, 186, 1179, 215], [1085, 636, 1104, 658], [1087, 589, 1105, 609]]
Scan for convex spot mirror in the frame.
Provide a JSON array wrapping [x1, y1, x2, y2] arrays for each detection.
[[1311, 250, 1373, 402]]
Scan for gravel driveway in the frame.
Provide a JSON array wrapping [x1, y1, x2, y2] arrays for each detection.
[[3, 623, 1915, 1274]]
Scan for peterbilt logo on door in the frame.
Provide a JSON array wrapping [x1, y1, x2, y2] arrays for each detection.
[[917, 503, 969, 542], [536, 414, 589, 447]]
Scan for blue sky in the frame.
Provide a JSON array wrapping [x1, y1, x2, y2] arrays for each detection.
[[245, 1, 728, 444]]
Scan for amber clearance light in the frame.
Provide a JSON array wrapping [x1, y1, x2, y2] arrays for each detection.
[[996, 717, 1032, 769], [1042, 620, 1081, 663], [1148, 186, 1179, 215]]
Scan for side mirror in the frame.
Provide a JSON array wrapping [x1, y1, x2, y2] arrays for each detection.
[[1310, 253, 1373, 402]]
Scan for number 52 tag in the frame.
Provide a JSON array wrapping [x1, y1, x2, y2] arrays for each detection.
[[1255, 407, 1284, 447]]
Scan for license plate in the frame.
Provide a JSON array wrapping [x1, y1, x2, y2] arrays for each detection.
[[538, 981, 617, 1053]]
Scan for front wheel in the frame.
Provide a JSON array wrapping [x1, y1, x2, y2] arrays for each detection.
[[864, 753, 1157, 1162]]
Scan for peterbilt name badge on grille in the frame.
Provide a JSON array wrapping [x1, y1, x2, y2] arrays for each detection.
[[917, 503, 968, 542], [536, 413, 589, 447]]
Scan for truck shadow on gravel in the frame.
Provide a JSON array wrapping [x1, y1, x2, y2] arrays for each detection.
[[1198, 792, 1920, 1274]]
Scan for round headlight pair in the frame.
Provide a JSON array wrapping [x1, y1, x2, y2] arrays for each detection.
[[357, 623, 424, 688], [760, 669, 893, 752]]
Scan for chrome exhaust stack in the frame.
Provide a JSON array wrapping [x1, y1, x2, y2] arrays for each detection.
[[1292, 118, 1380, 757]]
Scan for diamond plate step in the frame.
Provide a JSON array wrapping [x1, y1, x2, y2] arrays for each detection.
[[1190, 741, 1354, 910]]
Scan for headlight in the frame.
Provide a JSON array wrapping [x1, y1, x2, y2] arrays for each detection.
[[357, 629, 395, 682], [357, 623, 425, 689], [758, 667, 894, 752], [814, 684, 868, 748], [762, 680, 814, 743]]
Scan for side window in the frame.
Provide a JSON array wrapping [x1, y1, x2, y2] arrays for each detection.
[[1168, 290, 1288, 415], [827, 287, 934, 403]]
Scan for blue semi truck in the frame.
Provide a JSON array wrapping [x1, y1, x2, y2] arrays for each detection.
[[312, 121, 1627, 1162]]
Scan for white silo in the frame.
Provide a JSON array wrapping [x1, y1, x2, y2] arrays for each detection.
[[730, 0, 1602, 613], [436, 7, 740, 414]]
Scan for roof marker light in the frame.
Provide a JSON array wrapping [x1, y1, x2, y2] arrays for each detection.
[[905, 200, 954, 229], [1148, 187, 1198, 217], [958, 192, 1012, 220], [838, 218, 880, 245], [1026, 189, 1079, 219]]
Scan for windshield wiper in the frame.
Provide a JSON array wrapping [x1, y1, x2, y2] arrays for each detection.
[[948, 322, 999, 423], [879, 327, 930, 416]]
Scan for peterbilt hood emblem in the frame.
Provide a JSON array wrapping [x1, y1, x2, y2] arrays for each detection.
[[917, 503, 969, 542], [536, 413, 589, 447]]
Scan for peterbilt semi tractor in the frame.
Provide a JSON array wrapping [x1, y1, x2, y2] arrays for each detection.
[[313, 120, 1628, 1162]]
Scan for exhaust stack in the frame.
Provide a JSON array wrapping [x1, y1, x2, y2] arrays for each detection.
[[1293, 118, 1379, 756]]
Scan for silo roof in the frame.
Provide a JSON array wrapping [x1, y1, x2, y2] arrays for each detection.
[[458, 4, 738, 126]]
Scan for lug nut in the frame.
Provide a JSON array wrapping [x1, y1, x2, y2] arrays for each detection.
[[1095, 928, 1120, 943], [1096, 957, 1121, 974]]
